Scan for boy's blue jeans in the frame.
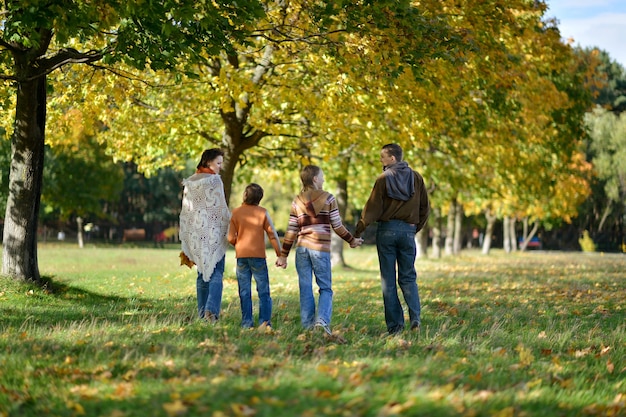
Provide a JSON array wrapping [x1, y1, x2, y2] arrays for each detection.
[[236, 257, 272, 328], [196, 256, 225, 319], [376, 220, 421, 333], [295, 246, 333, 329]]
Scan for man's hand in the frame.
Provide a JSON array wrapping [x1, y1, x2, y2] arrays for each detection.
[[350, 237, 364, 248], [275, 256, 287, 269]]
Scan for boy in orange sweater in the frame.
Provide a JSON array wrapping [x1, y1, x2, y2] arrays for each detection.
[[228, 183, 282, 328]]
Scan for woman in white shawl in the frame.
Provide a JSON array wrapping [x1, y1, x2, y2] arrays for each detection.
[[179, 148, 231, 321]]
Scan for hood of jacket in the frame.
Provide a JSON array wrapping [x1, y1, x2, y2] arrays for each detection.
[[295, 189, 329, 217], [383, 161, 415, 201]]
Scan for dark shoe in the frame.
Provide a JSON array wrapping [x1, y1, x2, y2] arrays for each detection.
[[388, 325, 404, 336], [410, 321, 421, 332]]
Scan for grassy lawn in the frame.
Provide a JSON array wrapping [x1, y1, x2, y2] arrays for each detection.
[[1, 244, 624, 417]]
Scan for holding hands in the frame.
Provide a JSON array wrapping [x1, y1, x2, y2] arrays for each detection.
[[275, 256, 288, 269], [350, 237, 364, 248]]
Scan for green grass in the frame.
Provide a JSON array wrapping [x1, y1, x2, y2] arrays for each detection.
[[1, 244, 625, 417]]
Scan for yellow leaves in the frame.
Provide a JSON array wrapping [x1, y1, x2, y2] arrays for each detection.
[[230, 403, 257, 416], [65, 400, 86, 415], [163, 399, 188, 417], [512, 344, 534, 369], [378, 399, 416, 416], [316, 363, 339, 378], [491, 406, 515, 417]]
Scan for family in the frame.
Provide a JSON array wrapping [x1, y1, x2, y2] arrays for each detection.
[[178, 144, 430, 336]]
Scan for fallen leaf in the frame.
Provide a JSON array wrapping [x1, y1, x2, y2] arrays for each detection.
[[163, 400, 188, 417]]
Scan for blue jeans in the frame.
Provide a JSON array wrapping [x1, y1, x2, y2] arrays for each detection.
[[236, 257, 272, 328], [376, 220, 421, 333], [295, 246, 333, 328], [196, 256, 225, 319]]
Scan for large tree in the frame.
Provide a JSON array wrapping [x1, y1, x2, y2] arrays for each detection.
[[0, 0, 265, 282]]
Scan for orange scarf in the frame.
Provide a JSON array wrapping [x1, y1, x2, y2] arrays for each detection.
[[196, 167, 215, 174]]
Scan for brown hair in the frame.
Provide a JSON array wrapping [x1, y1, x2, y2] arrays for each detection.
[[382, 143, 403, 161], [243, 183, 264, 205], [197, 148, 224, 170], [300, 165, 320, 192]]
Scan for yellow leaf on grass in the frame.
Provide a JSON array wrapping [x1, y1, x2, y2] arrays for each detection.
[[516, 344, 534, 367], [492, 406, 515, 417], [230, 403, 256, 416], [183, 391, 204, 402], [316, 364, 339, 377], [65, 401, 85, 415], [606, 359, 614, 374], [163, 400, 188, 417]]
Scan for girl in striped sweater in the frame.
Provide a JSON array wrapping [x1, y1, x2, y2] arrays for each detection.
[[277, 165, 363, 334]]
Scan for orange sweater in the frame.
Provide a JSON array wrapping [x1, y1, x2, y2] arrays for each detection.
[[228, 204, 281, 259]]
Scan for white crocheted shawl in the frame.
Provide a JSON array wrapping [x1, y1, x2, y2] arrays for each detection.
[[179, 173, 231, 282]]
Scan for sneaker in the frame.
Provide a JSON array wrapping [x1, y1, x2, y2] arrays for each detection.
[[204, 312, 218, 324], [314, 321, 332, 335], [410, 321, 421, 332]]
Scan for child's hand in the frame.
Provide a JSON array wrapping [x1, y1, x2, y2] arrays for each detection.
[[350, 237, 364, 248], [275, 256, 287, 269]]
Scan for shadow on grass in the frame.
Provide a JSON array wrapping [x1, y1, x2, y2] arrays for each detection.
[[1, 274, 196, 330]]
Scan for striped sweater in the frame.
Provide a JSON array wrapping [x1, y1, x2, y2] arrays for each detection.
[[280, 189, 355, 256]]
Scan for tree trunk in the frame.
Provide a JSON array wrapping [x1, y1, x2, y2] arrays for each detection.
[[519, 218, 539, 251], [509, 217, 517, 252], [2, 76, 47, 282], [416, 226, 428, 259], [482, 209, 497, 255], [330, 177, 349, 268], [503, 216, 511, 253], [453, 201, 463, 254], [77, 217, 84, 248], [444, 199, 456, 255], [597, 202, 612, 232], [431, 207, 442, 258]]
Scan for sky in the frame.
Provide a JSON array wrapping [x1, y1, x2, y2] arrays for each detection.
[[545, 0, 626, 67]]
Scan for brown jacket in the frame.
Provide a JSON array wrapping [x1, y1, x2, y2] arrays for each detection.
[[355, 169, 430, 237]]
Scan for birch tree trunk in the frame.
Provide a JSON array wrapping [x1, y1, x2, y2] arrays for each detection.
[[431, 207, 442, 258], [77, 217, 84, 249], [453, 202, 463, 254], [503, 216, 511, 253], [509, 217, 517, 252], [416, 226, 428, 259], [330, 176, 349, 268], [482, 209, 497, 255], [444, 199, 456, 255]]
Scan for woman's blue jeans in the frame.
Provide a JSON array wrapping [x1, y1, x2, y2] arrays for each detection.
[[236, 257, 272, 328], [196, 256, 225, 319], [295, 246, 333, 328], [376, 220, 421, 333]]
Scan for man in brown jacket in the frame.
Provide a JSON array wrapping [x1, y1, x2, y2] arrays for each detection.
[[355, 143, 430, 335]]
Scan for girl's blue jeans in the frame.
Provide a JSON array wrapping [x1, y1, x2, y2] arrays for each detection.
[[295, 246, 333, 329]]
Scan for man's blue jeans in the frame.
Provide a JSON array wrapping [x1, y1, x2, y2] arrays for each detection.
[[295, 246, 333, 329], [196, 256, 225, 319], [236, 257, 272, 328], [376, 220, 421, 333]]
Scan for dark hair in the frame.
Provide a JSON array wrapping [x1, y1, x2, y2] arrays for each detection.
[[300, 165, 320, 191], [243, 183, 264, 205], [382, 143, 403, 161], [197, 148, 224, 170]]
